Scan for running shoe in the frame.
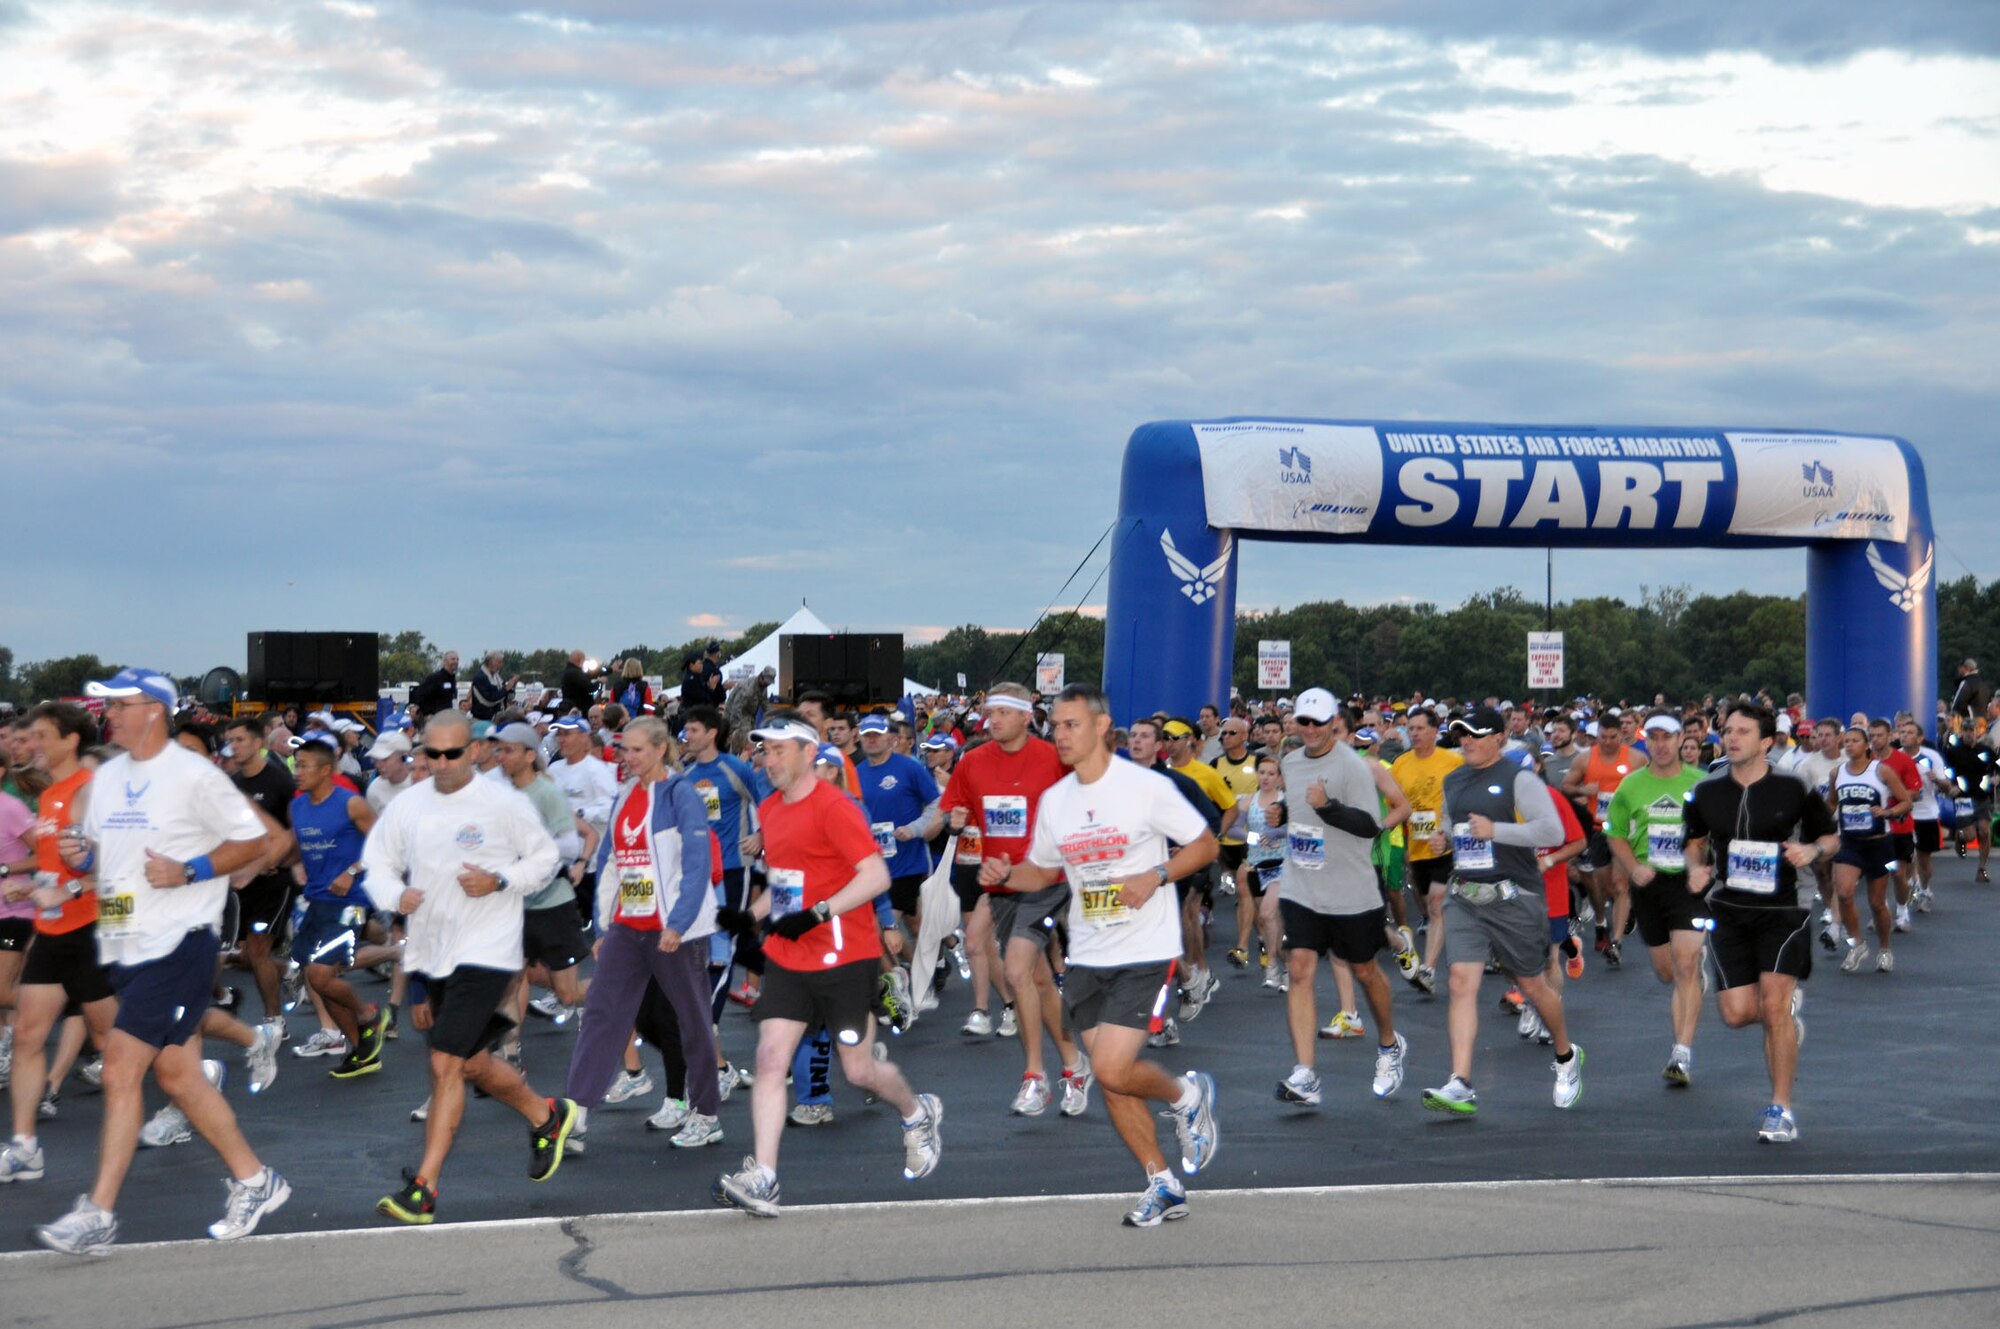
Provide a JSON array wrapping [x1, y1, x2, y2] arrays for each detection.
[[1060, 1063, 1093, 1117], [410, 1097, 430, 1123], [1263, 962, 1288, 992], [328, 1049, 380, 1080], [1320, 1010, 1365, 1040], [1499, 987, 1524, 1014], [671, 1113, 724, 1149], [281, 963, 306, 1013], [1372, 1033, 1408, 1099], [875, 967, 914, 1033], [1565, 949, 1585, 981], [1604, 942, 1622, 970], [291, 1027, 347, 1060], [1146, 1019, 1181, 1048], [962, 1009, 993, 1037], [1914, 884, 1934, 913], [902, 1093, 944, 1180], [566, 1109, 587, 1156], [951, 933, 972, 981], [727, 981, 759, 1008], [718, 1063, 744, 1103], [528, 1099, 579, 1181], [383, 1005, 399, 1041], [1276, 1065, 1322, 1106], [1893, 906, 1912, 933], [1011, 1073, 1051, 1116], [997, 1005, 1019, 1037], [38, 1088, 58, 1121], [1410, 965, 1436, 996], [602, 1068, 654, 1105], [787, 1103, 834, 1127], [1877, 950, 1896, 973], [76, 1055, 104, 1089], [0, 1138, 46, 1183], [353, 1006, 391, 1067], [376, 1169, 436, 1224], [1516, 1005, 1540, 1040], [528, 992, 566, 1020], [1791, 988, 1806, 1047], [208, 1168, 290, 1240], [140, 1059, 226, 1148], [1757, 1104, 1799, 1144], [34, 1194, 116, 1255], [1552, 1045, 1585, 1109], [647, 1096, 692, 1132], [1422, 1076, 1478, 1116], [714, 1156, 781, 1217], [1166, 1071, 1219, 1175], [246, 1022, 281, 1095], [1663, 1048, 1691, 1087], [1122, 1171, 1189, 1228], [1226, 947, 1250, 969], [1819, 923, 1838, 954], [1841, 939, 1870, 973]]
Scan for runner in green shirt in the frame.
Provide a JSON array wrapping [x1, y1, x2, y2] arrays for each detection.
[[1606, 713, 1709, 1088]]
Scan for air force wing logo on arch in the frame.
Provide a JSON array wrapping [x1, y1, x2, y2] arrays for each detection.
[[1161, 528, 1230, 605], [1867, 540, 1933, 614]]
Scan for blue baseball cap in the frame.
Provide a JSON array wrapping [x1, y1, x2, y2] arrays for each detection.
[[1353, 726, 1379, 747], [550, 715, 591, 733], [815, 742, 844, 767], [857, 714, 891, 735], [920, 731, 955, 750], [471, 720, 494, 740], [85, 667, 177, 709]]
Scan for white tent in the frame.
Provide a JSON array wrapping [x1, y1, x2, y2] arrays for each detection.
[[722, 605, 938, 698]]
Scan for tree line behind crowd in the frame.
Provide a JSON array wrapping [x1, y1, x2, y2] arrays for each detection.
[[6, 576, 2000, 711]]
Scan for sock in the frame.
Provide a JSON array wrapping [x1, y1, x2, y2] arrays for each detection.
[[1555, 1049, 1575, 1064], [1672, 1043, 1692, 1064], [14, 1134, 35, 1152], [236, 1166, 270, 1188], [1294, 1063, 1312, 1079], [1173, 1081, 1199, 1112]]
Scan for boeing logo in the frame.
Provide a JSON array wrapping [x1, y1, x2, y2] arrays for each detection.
[[1801, 459, 1835, 498], [1278, 446, 1312, 485]]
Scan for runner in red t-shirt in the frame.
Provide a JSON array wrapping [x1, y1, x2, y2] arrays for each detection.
[[1871, 719, 1923, 923], [941, 683, 1083, 1116], [709, 711, 942, 1218]]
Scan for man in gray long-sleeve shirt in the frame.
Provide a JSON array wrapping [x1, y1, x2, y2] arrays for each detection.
[[1419, 707, 1584, 1119]]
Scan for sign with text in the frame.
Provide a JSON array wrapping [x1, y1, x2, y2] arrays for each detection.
[[1528, 631, 1565, 691], [1258, 640, 1291, 690], [1035, 654, 1065, 695]]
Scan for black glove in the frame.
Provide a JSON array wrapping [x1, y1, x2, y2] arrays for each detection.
[[714, 907, 758, 940], [766, 907, 823, 941]]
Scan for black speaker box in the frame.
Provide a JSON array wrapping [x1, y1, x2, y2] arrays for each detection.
[[247, 631, 379, 703], [780, 634, 903, 706]]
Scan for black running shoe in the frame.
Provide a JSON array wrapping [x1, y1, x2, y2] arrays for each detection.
[[329, 1050, 381, 1080], [529, 1098, 579, 1182], [354, 1006, 390, 1067], [376, 1169, 436, 1225]]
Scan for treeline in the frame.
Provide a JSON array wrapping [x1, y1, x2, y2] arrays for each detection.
[[10, 575, 1998, 709]]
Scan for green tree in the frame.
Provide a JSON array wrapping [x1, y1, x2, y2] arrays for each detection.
[[21, 654, 119, 702]]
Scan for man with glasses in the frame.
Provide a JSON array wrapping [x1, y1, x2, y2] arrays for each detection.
[[363, 712, 575, 1225], [35, 669, 288, 1253]]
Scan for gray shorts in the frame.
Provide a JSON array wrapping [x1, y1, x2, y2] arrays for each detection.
[[1442, 883, 1550, 978], [987, 884, 1069, 949], [1062, 961, 1176, 1034]]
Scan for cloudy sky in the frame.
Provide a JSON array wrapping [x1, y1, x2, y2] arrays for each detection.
[[4, 1, 1997, 677]]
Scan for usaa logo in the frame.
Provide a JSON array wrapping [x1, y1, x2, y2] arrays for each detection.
[[1278, 446, 1312, 485], [1800, 460, 1835, 499]]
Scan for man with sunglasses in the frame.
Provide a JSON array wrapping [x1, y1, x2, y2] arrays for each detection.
[[363, 712, 575, 1224]]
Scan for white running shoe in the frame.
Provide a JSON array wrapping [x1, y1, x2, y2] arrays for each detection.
[[246, 1024, 280, 1095], [1320, 1010, 1364, 1040], [0, 1138, 47, 1182], [1371, 1033, 1408, 1099], [717, 1063, 744, 1103], [1841, 940, 1870, 973], [1552, 1045, 1585, 1110], [646, 1096, 692, 1132], [1893, 905, 1912, 933], [962, 1009, 994, 1037], [35, 1194, 117, 1255], [1877, 950, 1896, 973], [603, 1069, 654, 1105], [141, 1059, 226, 1147], [1059, 1063, 1093, 1117], [997, 1006, 1019, 1037], [901, 1093, 943, 1180], [1276, 1065, 1322, 1106], [291, 1028, 348, 1059], [208, 1169, 290, 1240], [1011, 1074, 1051, 1116], [670, 1113, 723, 1149], [787, 1102, 835, 1127]]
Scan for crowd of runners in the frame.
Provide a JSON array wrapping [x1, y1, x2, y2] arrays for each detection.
[[1, 652, 1993, 1251]]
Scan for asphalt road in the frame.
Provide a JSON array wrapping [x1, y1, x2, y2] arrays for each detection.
[[4, 852, 1998, 1251]]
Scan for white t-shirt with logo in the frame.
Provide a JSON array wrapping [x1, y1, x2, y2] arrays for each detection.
[[85, 744, 266, 966], [1908, 746, 1947, 820], [1028, 757, 1210, 967]]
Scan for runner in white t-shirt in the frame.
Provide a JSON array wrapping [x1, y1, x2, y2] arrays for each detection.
[[985, 685, 1221, 1229]]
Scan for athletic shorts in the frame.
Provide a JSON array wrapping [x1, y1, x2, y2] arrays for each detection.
[[1280, 900, 1387, 965], [988, 884, 1069, 948], [0, 918, 30, 953], [1834, 835, 1898, 880], [234, 875, 296, 941], [1709, 901, 1812, 990], [1174, 863, 1216, 906], [418, 965, 517, 1061], [1442, 885, 1549, 977], [1628, 874, 1711, 948], [1913, 820, 1942, 854], [111, 928, 220, 1049], [1218, 842, 1247, 872], [1062, 961, 1176, 1034], [523, 904, 589, 972], [1574, 830, 1612, 873], [1891, 832, 1915, 864], [752, 958, 878, 1046], [290, 897, 371, 969], [1243, 859, 1281, 899], [21, 924, 114, 1005], [950, 864, 985, 914], [1548, 917, 1570, 947], [887, 873, 927, 916], [1407, 854, 1455, 896]]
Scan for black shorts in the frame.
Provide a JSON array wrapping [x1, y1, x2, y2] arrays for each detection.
[[111, 928, 220, 1048], [1279, 900, 1388, 965], [988, 884, 1068, 948], [717, 867, 749, 913], [235, 876, 296, 941], [752, 958, 878, 1046], [523, 903, 589, 972], [1062, 961, 1176, 1034], [1913, 820, 1942, 854], [1574, 830, 1612, 873], [888, 873, 927, 916], [1834, 836, 1898, 880], [950, 864, 985, 914], [1218, 842, 1248, 872], [1628, 874, 1710, 948], [0, 918, 30, 953], [1891, 832, 1915, 864], [1243, 859, 1281, 899], [1709, 901, 1812, 990], [21, 925, 114, 1005], [1408, 855, 1455, 895], [418, 965, 517, 1061]]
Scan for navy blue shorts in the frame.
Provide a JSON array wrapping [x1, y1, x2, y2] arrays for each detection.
[[291, 896, 371, 969], [111, 928, 219, 1048], [1834, 835, 1897, 880]]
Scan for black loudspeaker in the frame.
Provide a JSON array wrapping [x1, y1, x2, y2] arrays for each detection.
[[780, 634, 904, 706], [247, 632, 380, 704]]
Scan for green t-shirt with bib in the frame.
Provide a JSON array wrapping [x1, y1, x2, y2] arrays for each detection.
[[1606, 766, 1704, 872]]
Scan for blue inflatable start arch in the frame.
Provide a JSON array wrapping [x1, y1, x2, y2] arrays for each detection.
[[1101, 419, 1936, 727]]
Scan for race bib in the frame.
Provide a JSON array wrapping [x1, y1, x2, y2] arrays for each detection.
[[1408, 809, 1438, 840], [1595, 792, 1613, 823], [1839, 804, 1875, 834], [98, 889, 138, 940], [954, 828, 984, 866], [1647, 824, 1686, 870], [871, 821, 897, 856], [1727, 839, 1781, 895], [618, 868, 658, 916], [1076, 863, 1131, 927], [767, 867, 805, 919], [982, 795, 1028, 840], [1452, 823, 1494, 872], [1288, 823, 1326, 868], [697, 782, 722, 822], [1956, 796, 1978, 822]]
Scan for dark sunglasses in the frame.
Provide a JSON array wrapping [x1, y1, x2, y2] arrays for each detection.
[[1295, 717, 1328, 728], [422, 745, 469, 761]]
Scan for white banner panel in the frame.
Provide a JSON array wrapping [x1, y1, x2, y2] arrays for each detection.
[[1257, 640, 1291, 690], [1527, 631, 1564, 691], [1035, 654, 1064, 695], [1193, 421, 1383, 535], [1725, 433, 1909, 542]]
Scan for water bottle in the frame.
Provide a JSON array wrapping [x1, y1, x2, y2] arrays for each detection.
[[35, 871, 63, 923]]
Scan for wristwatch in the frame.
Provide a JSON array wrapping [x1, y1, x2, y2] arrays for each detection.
[[183, 861, 199, 884], [0, 864, 9, 879], [1154, 865, 1170, 887], [811, 901, 832, 923]]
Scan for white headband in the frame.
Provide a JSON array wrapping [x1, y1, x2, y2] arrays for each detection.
[[984, 695, 1034, 714]]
